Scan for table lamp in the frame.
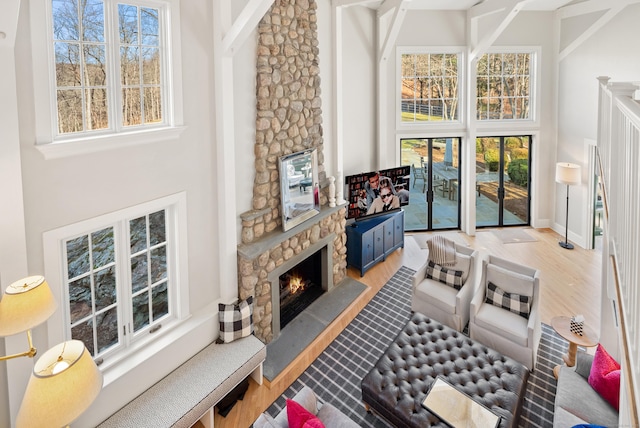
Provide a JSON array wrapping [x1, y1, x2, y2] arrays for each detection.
[[0, 275, 57, 360], [17, 339, 103, 428], [556, 162, 581, 250]]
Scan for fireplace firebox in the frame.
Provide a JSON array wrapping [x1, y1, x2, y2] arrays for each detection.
[[279, 249, 324, 330], [268, 240, 333, 340]]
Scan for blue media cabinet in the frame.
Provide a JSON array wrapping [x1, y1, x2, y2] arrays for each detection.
[[346, 210, 405, 277]]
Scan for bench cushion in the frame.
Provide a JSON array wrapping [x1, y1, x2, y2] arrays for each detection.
[[98, 335, 265, 428]]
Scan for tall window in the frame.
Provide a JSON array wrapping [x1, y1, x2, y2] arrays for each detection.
[[52, 0, 165, 135], [476, 52, 533, 120], [400, 52, 460, 123], [44, 194, 187, 365]]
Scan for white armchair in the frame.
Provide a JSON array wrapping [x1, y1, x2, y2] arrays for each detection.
[[411, 244, 479, 332], [469, 255, 541, 371]]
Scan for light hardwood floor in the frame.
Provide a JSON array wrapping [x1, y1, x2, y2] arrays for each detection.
[[212, 227, 602, 428]]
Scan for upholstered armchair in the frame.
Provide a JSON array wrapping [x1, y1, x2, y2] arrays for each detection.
[[411, 243, 479, 332], [469, 255, 541, 371]]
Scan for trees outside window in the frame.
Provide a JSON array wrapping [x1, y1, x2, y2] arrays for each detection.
[[52, 0, 164, 135], [477, 52, 533, 120], [401, 52, 460, 122]]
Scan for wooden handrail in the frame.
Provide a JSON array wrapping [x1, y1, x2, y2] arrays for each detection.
[[610, 255, 639, 427]]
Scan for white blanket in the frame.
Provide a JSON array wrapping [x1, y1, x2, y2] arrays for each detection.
[[427, 235, 456, 266]]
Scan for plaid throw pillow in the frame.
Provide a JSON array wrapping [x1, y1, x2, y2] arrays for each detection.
[[426, 260, 464, 290], [218, 296, 254, 343], [485, 282, 531, 319]]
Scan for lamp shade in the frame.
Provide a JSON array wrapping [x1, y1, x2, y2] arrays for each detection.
[[0, 276, 57, 336], [17, 340, 103, 428], [556, 162, 581, 186]]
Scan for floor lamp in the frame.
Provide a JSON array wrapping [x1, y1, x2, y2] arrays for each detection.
[[556, 162, 581, 250]]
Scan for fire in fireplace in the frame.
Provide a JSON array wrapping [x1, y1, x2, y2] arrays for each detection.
[[279, 249, 324, 330]]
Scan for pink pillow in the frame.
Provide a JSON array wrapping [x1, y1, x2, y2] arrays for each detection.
[[286, 399, 326, 428], [588, 343, 621, 411]]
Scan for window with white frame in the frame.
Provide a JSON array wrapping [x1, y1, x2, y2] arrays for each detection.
[[476, 51, 534, 120], [52, 0, 166, 134], [44, 193, 188, 365], [400, 51, 461, 123], [31, 0, 183, 155]]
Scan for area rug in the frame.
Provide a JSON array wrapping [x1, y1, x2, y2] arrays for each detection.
[[492, 228, 538, 244], [265, 266, 568, 427]]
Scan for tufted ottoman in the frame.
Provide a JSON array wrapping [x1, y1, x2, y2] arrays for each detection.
[[361, 312, 529, 427]]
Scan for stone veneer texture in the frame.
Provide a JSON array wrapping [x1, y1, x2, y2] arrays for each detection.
[[239, 208, 347, 343], [241, 0, 325, 245], [237, 0, 347, 343]]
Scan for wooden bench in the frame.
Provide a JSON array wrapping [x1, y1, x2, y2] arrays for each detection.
[[98, 335, 266, 428]]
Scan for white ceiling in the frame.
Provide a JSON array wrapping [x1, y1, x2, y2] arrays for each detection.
[[362, 0, 582, 12]]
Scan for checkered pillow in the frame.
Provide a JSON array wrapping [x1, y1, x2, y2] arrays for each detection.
[[485, 282, 531, 319], [218, 296, 254, 343], [426, 260, 464, 290]]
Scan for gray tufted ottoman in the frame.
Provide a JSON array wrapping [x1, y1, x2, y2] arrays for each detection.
[[361, 312, 529, 427]]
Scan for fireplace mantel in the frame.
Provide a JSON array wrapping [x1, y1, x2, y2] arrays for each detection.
[[238, 204, 345, 260]]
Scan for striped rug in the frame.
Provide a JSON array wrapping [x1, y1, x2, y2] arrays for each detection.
[[266, 266, 569, 427]]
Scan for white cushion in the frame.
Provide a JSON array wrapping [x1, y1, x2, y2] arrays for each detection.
[[449, 252, 471, 283], [414, 279, 457, 313], [474, 303, 528, 347], [486, 263, 534, 296]]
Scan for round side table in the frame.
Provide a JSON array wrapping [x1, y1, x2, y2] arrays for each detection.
[[551, 315, 598, 379]]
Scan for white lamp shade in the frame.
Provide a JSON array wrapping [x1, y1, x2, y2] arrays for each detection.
[[0, 276, 57, 336], [17, 340, 103, 428], [556, 162, 581, 186]]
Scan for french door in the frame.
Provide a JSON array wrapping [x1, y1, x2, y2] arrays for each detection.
[[475, 136, 531, 227], [401, 137, 461, 231]]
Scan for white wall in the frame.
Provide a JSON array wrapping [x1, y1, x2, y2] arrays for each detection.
[[557, 3, 640, 248], [4, 0, 223, 425], [341, 6, 377, 176], [233, 4, 258, 229]]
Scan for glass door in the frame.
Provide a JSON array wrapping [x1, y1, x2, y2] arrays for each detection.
[[401, 138, 461, 231], [475, 136, 530, 227]]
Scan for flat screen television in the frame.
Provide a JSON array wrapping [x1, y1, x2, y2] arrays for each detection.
[[345, 166, 410, 220]]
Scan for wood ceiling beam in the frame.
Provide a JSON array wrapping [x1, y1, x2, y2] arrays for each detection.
[[378, 0, 410, 63], [222, 0, 274, 56], [469, 0, 531, 61], [558, 1, 636, 61], [332, 0, 380, 7], [558, 0, 640, 19]]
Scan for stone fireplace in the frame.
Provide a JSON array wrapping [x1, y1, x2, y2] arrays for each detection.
[[236, 0, 348, 344], [271, 238, 332, 337], [238, 208, 346, 343]]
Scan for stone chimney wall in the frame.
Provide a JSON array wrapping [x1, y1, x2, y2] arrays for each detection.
[[240, 0, 325, 244], [237, 0, 348, 344]]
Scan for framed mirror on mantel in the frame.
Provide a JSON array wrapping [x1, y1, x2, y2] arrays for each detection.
[[278, 148, 320, 232]]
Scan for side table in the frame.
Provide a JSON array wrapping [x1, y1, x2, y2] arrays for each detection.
[[551, 315, 598, 379]]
